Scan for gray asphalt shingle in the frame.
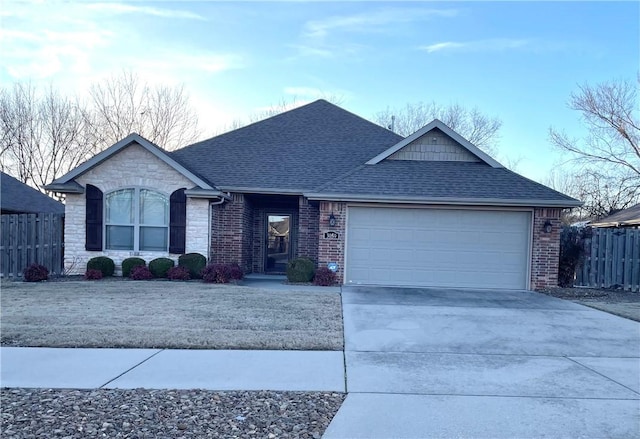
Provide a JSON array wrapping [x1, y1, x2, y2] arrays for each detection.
[[1, 172, 65, 214], [171, 100, 403, 191], [313, 161, 578, 202]]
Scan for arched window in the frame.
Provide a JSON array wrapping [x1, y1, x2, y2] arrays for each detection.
[[105, 188, 169, 251]]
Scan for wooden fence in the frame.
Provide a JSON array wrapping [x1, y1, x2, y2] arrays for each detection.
[[575, 227, 640, 292], [0, 213, 64, 278]]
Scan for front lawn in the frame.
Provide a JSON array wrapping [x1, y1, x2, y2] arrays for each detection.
[[0, 280, 343, 350]]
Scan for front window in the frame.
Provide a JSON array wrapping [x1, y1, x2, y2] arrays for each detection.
[[105, 188, 168, 251]]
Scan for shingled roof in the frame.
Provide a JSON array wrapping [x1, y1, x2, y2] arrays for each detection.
[[1, 172, 65, 214], [305, 161, 581, 207], [171, 100, 403, 192]]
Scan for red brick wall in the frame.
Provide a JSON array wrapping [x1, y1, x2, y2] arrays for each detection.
[[318, 201, 347, 283], [210, 193, 253, 273], [298, 197, 319, 261], [531, 207, 562, 290]]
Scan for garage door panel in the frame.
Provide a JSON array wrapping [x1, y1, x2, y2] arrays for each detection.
[[346, 207, 531, 290]]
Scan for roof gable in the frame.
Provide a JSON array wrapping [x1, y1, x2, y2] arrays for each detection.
[[46, 133, 215, 193], [366, 119, 502, 167]]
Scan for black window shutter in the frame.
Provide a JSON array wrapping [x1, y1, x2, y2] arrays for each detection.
[[85, 184, 103, 251], [169, 188, 187, 254]]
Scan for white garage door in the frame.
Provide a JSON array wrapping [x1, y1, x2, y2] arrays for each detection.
[[346, 207, 531, 289]]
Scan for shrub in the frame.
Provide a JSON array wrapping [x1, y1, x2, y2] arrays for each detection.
[[558, 226, 587, 287], [178, 253, 207, 279], [229, 263, 244, 281], [286, 257, 315, 283], [84, 269, 103, 280], [313, 267, 337, 286], [202, 263, 230, 283], [86, 256, 115, 277], [23, 263, 49, 282], [167, 266, 191, 281], [130, 265, 153, 280], [122, 257, 146, 278], [149, 257, 175, 278]]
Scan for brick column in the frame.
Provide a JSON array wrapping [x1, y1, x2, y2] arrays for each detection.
[[210, 193, 253, 273], [318, 201, 347, 284], [298, 196, 319, 261], [530, 207, 562, 290]]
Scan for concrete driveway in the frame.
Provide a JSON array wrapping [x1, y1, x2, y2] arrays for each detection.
[[324, 287, 640, 439]]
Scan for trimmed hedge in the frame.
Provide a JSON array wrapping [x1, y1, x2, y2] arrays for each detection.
[[122, 257, 146, 278], [178, 253, 206, 279], [286, 257, 315, 283], [149, 257, 175, 278], [86, 256, 115, 277]]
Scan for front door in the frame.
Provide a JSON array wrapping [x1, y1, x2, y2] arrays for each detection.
[[265, 214, 291, 273]]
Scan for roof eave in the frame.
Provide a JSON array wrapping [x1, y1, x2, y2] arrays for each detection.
[[48, 133, 216, 190], [303, 192, 583, 208], [184, 188, 231, 200], [43, 180, 85, 194]]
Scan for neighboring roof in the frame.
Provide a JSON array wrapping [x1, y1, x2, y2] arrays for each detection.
[[590, 204, 640, 227], [171, 99, 403, 192], [366, 119, 503, 168], [305, 161, 582, 207], [45, 133, 219, 194], [1, 172, 65, 214]]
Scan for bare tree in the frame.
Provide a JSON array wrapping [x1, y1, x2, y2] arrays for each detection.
[[549, 76, 639, 219], [89, 71, 200, 150], [547, 168, 640, 221], [0, 83, 98, 193], [373, 102, 502, 155]]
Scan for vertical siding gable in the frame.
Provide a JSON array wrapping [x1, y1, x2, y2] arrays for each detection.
[[388, 128, 481, 162]]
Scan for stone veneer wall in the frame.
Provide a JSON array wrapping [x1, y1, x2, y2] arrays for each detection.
[[318, 201, 347, 283], [65, 143, 210, 275], [530, 207, 562, 290]]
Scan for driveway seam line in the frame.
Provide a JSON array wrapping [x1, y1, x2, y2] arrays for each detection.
[[98, 349, 164, 389], [564, 356, 640, 396]]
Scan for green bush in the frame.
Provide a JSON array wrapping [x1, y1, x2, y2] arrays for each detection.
[[86, 256, 115, 277], [286, 257, 315, 283], [149, 257, 175, 278], [122, 257, 146, 278], [178, 253, 207, 279]]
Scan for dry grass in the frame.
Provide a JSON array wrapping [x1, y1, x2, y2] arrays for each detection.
[[0, 280, 343, 350]]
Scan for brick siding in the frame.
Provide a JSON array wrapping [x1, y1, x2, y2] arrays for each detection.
[[530, 207, 562, 290], [210, 193, 253, 273], [298, 197, 319, 261], [318, 201, 347, 283]]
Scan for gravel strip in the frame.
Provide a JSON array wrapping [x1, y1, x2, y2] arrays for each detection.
[[1, 388, 345, 438]]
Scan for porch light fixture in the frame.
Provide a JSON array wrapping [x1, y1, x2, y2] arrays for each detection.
[[543, 220, 553, 233], [328, 213, 337, 227]]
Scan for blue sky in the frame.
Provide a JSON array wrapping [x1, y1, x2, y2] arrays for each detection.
[[1, 1, 638, 183]]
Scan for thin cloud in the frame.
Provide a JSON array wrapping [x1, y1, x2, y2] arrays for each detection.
[[421, 38, 531, 53], [304, 8, 458, 39], [85, 2, 207, 21]]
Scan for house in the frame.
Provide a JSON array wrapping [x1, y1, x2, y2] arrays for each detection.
[[589, 204, 640, 228], [45, 100, 581, 289], [1, 172, 65, 215]]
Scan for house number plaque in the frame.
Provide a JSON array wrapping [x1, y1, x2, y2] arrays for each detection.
[[324, 231, 339, 239]]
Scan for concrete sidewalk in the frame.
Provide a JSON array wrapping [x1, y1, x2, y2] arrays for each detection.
[[0, 347, 345, 392]]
